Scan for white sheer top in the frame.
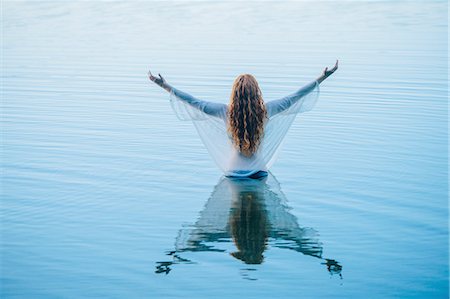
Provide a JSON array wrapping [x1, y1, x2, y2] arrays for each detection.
[[169, 80, 320, 177]]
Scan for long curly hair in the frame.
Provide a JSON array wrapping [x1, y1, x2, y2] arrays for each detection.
[[228, 74, 267, 157]]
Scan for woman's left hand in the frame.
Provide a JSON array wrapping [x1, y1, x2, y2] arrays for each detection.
[[148, 70, 167, 86]]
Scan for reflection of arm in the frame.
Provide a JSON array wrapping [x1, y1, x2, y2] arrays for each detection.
[[170, 86, 227, 117], [175, 178, 232, 252], [148, 71, 226, 117], [266, 80, 318, 117], [270, 227, 323, 258], [264, 187, 323, 258]]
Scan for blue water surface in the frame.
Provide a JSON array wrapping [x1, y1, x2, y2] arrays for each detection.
[[1, 1, 448, 298]]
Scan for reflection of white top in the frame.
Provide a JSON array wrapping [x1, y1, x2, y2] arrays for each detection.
[[169, 80, 319, 177]]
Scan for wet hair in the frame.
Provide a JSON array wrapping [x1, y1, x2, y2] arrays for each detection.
[[228, 74, 267, 157]]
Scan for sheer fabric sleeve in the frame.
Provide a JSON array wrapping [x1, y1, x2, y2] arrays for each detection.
[[266, 80, 319, 117], [258, 80, 320, 172], [169, 86, 227, 120], [168, 85, 234, 175]]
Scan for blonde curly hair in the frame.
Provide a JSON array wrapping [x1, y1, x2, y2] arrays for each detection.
[[228, 74, 267, 157]]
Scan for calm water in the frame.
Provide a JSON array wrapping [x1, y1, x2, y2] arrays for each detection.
[[2, 1, 448, 298]]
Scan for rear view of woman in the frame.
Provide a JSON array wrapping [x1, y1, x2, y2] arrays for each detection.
[[148, 60, 338, 178]]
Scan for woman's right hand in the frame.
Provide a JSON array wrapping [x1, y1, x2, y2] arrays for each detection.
[[148, 69, 171, 92]]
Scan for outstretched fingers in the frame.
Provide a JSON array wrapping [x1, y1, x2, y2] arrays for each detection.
[[332, 60, 339, 72], [148, 69, 156, 81], [158, 73, 167, 84]]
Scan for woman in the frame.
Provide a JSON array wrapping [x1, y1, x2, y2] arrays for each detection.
[[148, 61, 338, 178]]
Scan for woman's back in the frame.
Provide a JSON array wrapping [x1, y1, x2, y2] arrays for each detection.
[[168, 78, 320, 177]]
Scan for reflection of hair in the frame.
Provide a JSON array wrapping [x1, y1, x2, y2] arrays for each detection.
[[229, 190, 268, 264], [228, 74, 267, 157]]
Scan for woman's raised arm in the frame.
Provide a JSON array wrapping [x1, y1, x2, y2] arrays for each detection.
[[266, 60, 338, 117], [148, 69, 226, 118]]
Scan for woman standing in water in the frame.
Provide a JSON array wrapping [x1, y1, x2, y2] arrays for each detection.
[[148, 60, 338, 178]]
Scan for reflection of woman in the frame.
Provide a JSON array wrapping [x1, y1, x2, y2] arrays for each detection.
[[229, 177, 269, 264], [148, 61, 338, 178], [156, 174, 342, 276]]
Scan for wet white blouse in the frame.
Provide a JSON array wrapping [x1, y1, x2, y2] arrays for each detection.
[[169, 80, 320, 177]]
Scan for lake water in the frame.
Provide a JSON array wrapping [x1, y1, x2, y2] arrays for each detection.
[[2, 1, 448, 298]]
